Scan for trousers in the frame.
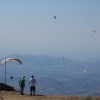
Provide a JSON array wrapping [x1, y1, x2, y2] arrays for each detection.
[[20, 86, 24, 95]]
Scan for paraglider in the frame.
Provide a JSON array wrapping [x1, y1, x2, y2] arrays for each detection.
[[1, 58, 22, 66], [10, 76, 13, 79], [1, 57, 22, 84], [52, 16, 56, 19], [52, 16, 56, 22], [90, 30, 96, 36], [84, 70, 86, 76], [91, 30, 96, 33]]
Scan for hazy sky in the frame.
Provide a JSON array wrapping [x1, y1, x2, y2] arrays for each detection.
[[0, 0, 100, 62]]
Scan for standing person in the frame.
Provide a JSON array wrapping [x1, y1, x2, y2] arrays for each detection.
[[19, 75, 25, 95], [29, 75, 36, 95]]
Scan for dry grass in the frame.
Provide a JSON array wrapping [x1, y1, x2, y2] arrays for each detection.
[[0, 91, 100, 100]]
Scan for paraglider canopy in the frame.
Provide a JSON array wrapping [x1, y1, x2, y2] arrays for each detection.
[[84, 70, 86, 76], [52, 16, 56, 19], [84, 70, 86, 73], [1, 57, 22, 84], [52, 16, 56, 22], [90, 30, 96, 36], [1, 58, 22, 66], [90, 30, 96, 33]]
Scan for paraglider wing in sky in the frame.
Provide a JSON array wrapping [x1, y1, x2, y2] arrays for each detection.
[[52, 16, 56, 22], [84, 70, 86, 73], [54, 16, 56, 19], [52, 16, 56, 19], [91, 30, 96, 33], [84, 70, 87, 76], [1, 58, 22, 66]]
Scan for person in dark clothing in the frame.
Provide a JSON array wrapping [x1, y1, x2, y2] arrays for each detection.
[[19, 75, 25, 95]]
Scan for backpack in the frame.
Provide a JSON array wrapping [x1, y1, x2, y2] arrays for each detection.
[[32, 79, 35, 83]]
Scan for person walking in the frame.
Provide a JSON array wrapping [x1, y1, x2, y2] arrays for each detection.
[[29, 75, 36, 95], [19, 75, 25, 95]]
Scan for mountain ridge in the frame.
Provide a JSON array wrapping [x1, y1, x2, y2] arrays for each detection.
[[0, 54, 100, 96]]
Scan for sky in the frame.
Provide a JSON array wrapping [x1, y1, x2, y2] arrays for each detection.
[[0, 0, 100, 62]]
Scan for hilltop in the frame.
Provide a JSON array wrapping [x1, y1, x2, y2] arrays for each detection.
[[1, 90, 100, 100], [0, 83, 100, 100]]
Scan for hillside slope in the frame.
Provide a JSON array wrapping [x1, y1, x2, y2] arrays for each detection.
[[0, 83, 99, 100], [1, 91, 100, 100]]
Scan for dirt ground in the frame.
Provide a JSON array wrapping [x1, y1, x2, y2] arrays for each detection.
[[0, 91, 100, 100]]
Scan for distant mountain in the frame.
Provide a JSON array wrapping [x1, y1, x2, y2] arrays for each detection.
[[0, 54, 100, 96], [9, 54, 75, 67]]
